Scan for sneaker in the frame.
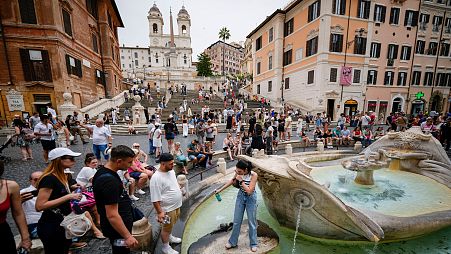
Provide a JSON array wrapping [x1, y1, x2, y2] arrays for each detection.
[[169, 234, 182, 244], [136, 189, 146, 195], [162, 245, 179, 254], [129, 195, 139, 201]]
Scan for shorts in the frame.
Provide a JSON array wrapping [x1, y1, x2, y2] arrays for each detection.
[[41, 139, 56, 151], [162, 208, 181, 232], [188, 154, 205, 161], [165, 133, 175, 140], [206, 137, 214, 142], [129, 171, 142, 180]]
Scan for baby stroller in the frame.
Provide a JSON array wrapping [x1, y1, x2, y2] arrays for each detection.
[[0, 134, 17, 162]]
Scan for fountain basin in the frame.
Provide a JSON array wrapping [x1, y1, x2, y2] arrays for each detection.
[[242, 151, 451, 243]]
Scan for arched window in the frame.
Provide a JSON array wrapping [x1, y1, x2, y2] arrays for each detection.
[[182, 25, 187, 34], [153, 23, 158, 33]]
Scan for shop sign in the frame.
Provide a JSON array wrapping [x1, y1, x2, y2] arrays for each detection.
[[6, 90, 25, 111], [415, 92, 424, 100]]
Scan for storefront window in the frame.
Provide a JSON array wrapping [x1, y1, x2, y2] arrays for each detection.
[[378, 101, 388, 122], [367, 101, 377, 112]]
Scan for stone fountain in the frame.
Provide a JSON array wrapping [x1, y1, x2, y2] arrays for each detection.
[[240, 127, 451, 242]]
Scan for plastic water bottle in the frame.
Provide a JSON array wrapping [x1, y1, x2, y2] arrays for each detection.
[[113, 239, 127, 247], [215, 193, 222, 202]]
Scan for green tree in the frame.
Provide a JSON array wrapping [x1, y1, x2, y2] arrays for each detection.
[[218, 27, 231, 76], [196, 53, 213, 77]]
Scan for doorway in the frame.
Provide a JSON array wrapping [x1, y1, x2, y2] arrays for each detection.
[[391, 98, 402, 114], [327, 99, 335, 120], [344, 99, 358, 116]]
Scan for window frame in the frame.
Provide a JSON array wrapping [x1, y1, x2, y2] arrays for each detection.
[[19, 0, 37, 24], [62, 8, 73, 36], [307, 70, 315, 84], [19, 48, 53, 82]]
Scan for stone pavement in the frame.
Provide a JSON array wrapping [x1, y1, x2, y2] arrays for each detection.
[[3, 128, 450, 253]]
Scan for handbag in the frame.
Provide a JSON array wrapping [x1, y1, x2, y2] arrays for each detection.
[[59, 212, 92, 239], [131, 202, 144, 222]]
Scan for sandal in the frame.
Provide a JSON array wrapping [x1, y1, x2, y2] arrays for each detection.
[[251, 247, 258, 252]]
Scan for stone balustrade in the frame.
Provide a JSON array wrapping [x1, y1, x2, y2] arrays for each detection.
[[79, 90, 127, 118]]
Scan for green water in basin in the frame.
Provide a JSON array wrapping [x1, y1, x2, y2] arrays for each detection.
[[310, 166, 451, 217], [182, 187, 451, 254]]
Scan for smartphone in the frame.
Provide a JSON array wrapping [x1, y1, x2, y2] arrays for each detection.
[[31, 190, 38, 196]]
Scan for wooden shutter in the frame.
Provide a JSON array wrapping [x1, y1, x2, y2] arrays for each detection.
[[381, 6, 386, 23], [332, 0, 336, 14], [330, 68, 337, 82], [393, 45, 399, 59], [308, 4, 313, 21], [364, 1, 370, 19], [75, 59, 82, 77], [340, 0, 346, 15], [65, 54, 71, 75], [19, 48, 33, 81], [62, 10, 72, 36], [41, 50, 53, 82], [19, 0, 37, 24], [317, 1, 321, 17]]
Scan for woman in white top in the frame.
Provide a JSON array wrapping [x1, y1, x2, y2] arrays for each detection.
[[153, 123, 162, 158], [222, 133, 236, 161], [54, 120, 71, 148]]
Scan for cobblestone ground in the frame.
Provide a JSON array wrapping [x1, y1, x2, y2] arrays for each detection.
[[3, 128, 450, 253]]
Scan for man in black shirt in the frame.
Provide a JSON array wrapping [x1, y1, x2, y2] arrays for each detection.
[[93, 145, 138, 253]]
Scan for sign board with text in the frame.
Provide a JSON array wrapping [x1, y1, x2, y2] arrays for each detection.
[[6, 93, 25, 111]]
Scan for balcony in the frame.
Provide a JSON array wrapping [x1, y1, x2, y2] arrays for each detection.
[[432, 25, 440, 32], [419, 23, 427, 31], [387, 59, 394, 67]]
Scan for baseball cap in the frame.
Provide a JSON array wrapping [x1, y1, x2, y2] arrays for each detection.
[[48, 148, 81, 161]]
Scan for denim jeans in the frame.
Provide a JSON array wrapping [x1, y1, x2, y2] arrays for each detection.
[[228, 190, 258, 248], [148, 139, 155, 154], [93, 144, 109, 160]]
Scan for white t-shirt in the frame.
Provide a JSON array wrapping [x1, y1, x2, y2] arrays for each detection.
[[76, 167, 97, 187], [92, 125, 111, 145], [149, 170, 182, 212], [34, 122, 54, 141], [20, 186, 42, 225], [361, 115, 370, 126]]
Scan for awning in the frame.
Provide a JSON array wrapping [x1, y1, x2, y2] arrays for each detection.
[[32, 101, 51, 105]]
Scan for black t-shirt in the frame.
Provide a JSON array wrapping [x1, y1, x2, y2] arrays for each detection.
[[38, 174, 71, 223], [92, 166, 133, 239], [164, 122, 174, 134]]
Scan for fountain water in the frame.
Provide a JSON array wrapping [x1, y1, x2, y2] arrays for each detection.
[[291, 202, 303, 254]]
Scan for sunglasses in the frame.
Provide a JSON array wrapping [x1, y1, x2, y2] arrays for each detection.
[[61, 156, 75, 161]]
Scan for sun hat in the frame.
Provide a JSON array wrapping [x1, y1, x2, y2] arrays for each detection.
[[48, 148, 81, 161]]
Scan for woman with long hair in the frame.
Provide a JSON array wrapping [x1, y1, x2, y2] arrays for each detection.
[[13, 118, 33, 161], [215, 160, 258, 252], [55, 120, 71, 148], [35, 148, 82, 254], [0, 160, 32, 253]]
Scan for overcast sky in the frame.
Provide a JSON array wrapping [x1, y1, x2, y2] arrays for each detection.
[[116, 0, 287, 58]]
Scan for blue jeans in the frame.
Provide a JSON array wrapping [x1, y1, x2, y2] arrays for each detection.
[[93, 144, 109, 160], [228, 190, 258, 248], [148, 139, 155, 154]]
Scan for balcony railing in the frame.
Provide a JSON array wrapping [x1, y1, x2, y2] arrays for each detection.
[[387, 59, 394, 67], [432, 25, 440, 32], [419, 23, 427, 31]]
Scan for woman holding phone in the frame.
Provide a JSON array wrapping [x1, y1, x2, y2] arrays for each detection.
[[215, 160, 258, 252]]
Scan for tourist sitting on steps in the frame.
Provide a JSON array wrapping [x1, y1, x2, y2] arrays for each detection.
[[215, 160, 258, 252], [187, 139, 206, 168]]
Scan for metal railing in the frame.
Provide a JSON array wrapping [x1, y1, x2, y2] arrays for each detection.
[[188, 165, 219, 181]]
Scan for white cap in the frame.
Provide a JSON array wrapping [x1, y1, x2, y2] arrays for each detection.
[[64, 168, 74, 174], [48, 148, 81, 161]]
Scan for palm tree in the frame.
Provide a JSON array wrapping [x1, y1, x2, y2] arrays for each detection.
[[218, 27, 231, 77]]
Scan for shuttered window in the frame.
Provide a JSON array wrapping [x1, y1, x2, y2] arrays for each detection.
[[330, 68, 338, 82], [92, 34, 98, 53], [65, 54, 82, 77], [96, 69, 105, 85], [308, 70, 315, 84], [329, 34, 343, 52], [62, 9, 72, 36], [86, 0, 98, 19], [19, 49, 53, 82], [18, 0, 37, 24], [306, 37, 318, 57], [353, 69, 361, 83]]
